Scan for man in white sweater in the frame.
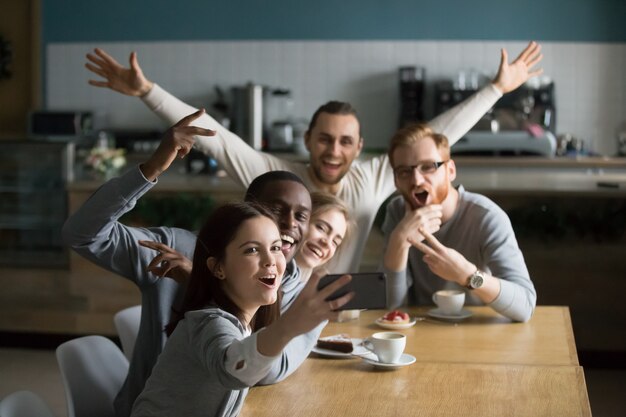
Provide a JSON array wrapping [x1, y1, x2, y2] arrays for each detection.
[[85, 41, 543, 272]]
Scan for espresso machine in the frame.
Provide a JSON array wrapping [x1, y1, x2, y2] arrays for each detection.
[[433, 78, 557, 156]]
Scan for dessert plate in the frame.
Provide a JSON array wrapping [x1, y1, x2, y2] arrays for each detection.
[[361, 353, 416, 369], [311, 338, 367, 358], [374, 317, 417, 330], [427, 308, 473, 321]]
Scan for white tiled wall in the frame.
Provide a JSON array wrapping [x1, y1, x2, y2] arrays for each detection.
[[47, 40, 626, 156]]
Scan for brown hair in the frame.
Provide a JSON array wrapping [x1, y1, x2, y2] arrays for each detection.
[[310, 191, 354, 243], [165, 202, 283, 336], [307, 101, 361, 137], [388, 123, 450, 166]]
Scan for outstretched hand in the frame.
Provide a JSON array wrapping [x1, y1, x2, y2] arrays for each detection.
[[410, 228, 475, 285], [492, 41, 543, 94], [139, 240, 192, 284], [256, 270, 354, 357], [85, 48, 153, 96], [282, 271, 354, 336], [141, 109, 215, 180]]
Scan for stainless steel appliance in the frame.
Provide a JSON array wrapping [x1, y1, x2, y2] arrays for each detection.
[[231, 83, 264, 151], [265, 89, 294, 151], [433, 79, 557, 156], [230, 84, 295, 151]]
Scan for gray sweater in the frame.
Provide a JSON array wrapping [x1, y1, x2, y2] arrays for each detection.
[[382, 186, 536, 322], [131, 308, 280, 417], [62, 166, 321, 417]]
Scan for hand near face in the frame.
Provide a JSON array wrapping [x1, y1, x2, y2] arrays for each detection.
[[141, 109, 215, 180], [139, 240, 192, 284], [86, 48, 153, 96], [411, 228, 475, 285], [492, 41, 543, 94], [393, 202, 443, 248]]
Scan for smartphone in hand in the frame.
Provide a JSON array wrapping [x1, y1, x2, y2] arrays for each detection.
[[317, 272, 387, 310]]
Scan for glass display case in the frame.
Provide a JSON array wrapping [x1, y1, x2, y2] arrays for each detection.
[[0, 140, 73, 267]]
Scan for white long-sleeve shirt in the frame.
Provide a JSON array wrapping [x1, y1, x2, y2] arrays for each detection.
[[142, 84, 502, 272]]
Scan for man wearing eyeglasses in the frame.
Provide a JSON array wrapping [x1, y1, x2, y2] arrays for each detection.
[[381, 124, 536, 322]]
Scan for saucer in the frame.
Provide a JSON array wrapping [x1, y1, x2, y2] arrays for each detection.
[[361, 353, 416, 369], [311, 338, 368, 358], [427, 308, 473, 320], [374, 317, 417, 330]]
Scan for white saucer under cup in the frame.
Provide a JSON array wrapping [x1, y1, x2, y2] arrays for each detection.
[[432, 289, 465, 315]]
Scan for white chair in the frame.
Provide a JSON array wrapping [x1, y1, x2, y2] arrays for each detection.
[[113, 305, 141, 361], [56, 335, 129, 417], [0, 390, 56, 417]]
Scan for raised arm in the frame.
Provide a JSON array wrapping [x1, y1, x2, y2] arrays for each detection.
[[85, 48, 298, 188], [429, 41, 544, 145], [61, 112, 214, 285]]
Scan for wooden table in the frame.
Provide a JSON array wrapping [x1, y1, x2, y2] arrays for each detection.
[[322, 306, 580, 366], [242, 307, 591, 417]]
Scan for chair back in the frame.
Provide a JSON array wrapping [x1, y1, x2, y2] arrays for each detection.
[[0, 390, 56, 417], [56, 335, 129, 417], [113, 305, 142, 361]]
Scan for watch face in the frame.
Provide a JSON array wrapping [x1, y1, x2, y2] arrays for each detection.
[[470, 273, 484, 289]]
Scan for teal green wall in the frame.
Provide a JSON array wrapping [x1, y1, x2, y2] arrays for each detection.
[[43, 0, 625, 43]]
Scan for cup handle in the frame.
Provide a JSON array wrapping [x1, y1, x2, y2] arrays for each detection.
[[363, 338, 375, 353], [432, 293, 438, 304]]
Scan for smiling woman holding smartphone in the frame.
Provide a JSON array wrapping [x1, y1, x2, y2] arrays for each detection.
[[130, 202, 353, 417]]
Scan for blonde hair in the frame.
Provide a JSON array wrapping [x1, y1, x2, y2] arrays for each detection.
[[310, 191, 353, 243], [388, 123, 450, 166]]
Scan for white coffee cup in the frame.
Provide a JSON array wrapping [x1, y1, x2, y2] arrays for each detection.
[[364, 332, 406, 364], [432, 289, 465, 315]]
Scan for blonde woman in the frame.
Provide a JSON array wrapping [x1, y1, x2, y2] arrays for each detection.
[[296, 191, 353, 282]]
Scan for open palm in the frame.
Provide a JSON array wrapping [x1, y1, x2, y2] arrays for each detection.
[[85, 48, 152, 96], [493, 41, 543, 94]]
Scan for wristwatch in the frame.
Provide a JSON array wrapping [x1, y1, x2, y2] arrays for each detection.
[[465, 269, 485, 290]]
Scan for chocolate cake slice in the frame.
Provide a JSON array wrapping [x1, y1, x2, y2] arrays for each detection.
[[316, 334, 353, 353]]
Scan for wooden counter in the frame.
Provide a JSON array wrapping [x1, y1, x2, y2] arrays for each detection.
[[66, 156, 626, 196]]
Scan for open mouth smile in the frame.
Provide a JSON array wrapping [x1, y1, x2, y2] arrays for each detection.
[[305, 242, 324, 259], [258, 274, 278, 288], [280, 234, 296, 254], [414, 190, 429, 206]]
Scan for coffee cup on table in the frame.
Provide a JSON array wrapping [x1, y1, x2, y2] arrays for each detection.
[[363, 331, 406, 364], [432, 289, 465, 315]]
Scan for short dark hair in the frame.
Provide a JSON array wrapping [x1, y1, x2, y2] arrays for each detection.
[[165, 202, 282, 336], [307, 101, 360, 137], [244, 171, 308, 202]]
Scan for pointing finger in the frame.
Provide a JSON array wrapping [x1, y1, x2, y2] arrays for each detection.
[[410, 237, 437, 256], [181, 126, 216, 137], [419, 227, 446, 252], [174, 109, 206, 127]]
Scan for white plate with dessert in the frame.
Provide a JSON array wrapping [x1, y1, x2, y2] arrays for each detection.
[[375, 310, 416, 330], [361, 352, 416, 369], [312, 334, 368, 358]]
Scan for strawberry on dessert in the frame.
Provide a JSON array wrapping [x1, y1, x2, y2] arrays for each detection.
[[381, 310, 410, 324]]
